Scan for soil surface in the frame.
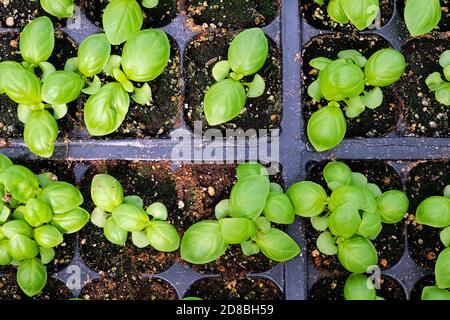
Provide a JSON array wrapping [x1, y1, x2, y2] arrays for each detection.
[[305, 160, 404, 273], [184, 31, 282, 134], [301, 0, 394, 31], [398, 35, 450, 137], [406, 161, 450, 270], [184, 276, 283, 300], [186, 0, 280, 30], [302, 34, 398, 140], [80, 273, 178, 300], [0, 0, 40, 28], [0, 273, 72, 300], [77, 0, 178, 28], [308, 274, 406, 300], [77, 37, 181, 139]]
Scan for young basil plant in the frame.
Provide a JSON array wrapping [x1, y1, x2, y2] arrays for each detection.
[[287, 161, 409, 274], [38, 0, 75, 18], [425, 50, 450, 106], [306, 48, 405, 151], [180, 163, 300, 264], [415, 186, 450, 300], [313, 0, 380, 30], [204, 28, 269, 126], [0, 154, 89, 297], [90, 174, 180, 252], [343, 273, 384, 300], [404, 0, 441, 37]]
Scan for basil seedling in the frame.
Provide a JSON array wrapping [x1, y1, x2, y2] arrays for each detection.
[[404, 0, 441, 36], [306, 48, 405, 151], [0, 154, 89, 297], [204, 28, 269, 126], [425, 50, 450, 106], [90, 174, 180, 251], [287, 161, 408, 274], [38, 0, 75, 18], [415, 186, 450, 300], [343, 273, 385, 300], [313, 0, 380, 30], [180, 163, 300, 264]]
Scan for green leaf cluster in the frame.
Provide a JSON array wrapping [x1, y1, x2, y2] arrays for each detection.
[[425, 50, 450, 107]]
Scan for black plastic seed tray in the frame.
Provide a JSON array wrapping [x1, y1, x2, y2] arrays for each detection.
[[0, 0, 449, 300]]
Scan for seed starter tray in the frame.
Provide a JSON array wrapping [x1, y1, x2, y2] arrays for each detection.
[[0, 0, 449, 300]]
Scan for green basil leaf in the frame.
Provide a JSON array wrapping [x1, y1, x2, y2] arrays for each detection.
[[228, 28, 268, 77], [405, 0, 441, 36], [112, 68, 134, 92], [212, 60, 231, 81], [1, 220, 33, 238], [3, 67, 42, 105], [329, 185, 367, 211], [0, 61, 24, 94], [38, 61, 56, 82], [324, 161, 352, 189], [443, 66, 450, 81], [39, 247, 55, 264], [0, 154, 13, 172], [241, 240, 260, 256], [340, 0, 379, 31], [307, 79, 322, 102], [33, 224, 63, 248], [310, 57, 333, 71], [362, 87, 383, 109], [351, 172, 368, 187], [287, 181, 328, 217], [78, 33, 111, 77], [327, 0, 349, 24], [307, 105, 347, 152], [328, 202, 361, 239], [345, 95, 366, 118], [439, 50, 450, 68], [436, 247, 450, 289], [0, 240, 12, 265], [219, 218, 257, 244], [25, 198, 53, 227], [38, 181, 83, 214], [236, 162, 268, 179], [122, 29, 170, 82], [131, 230, 151, 248], [440, 226, 450, 247], [51, 207, 90, 234], [103, 0, 143, 45], [104, 217, 127, 245], [316, 231, 338, 255], [365, 183, 382, 197], [246, 74, 266, 98], [228, 175, 270, 220], [0, 165, 39, 202], [8, 234, 39, 260], [344, 273, 376, 300], [421, 286, 450, 300], [358, 211, 382, 240], [37, 172, 56, 189], [42, 71, 84, 105], [146, 220, 180, 252], [84, 82, 130, 136], [263, 193, 295, 224], [24, 110, 58, 158], [338, 236, 378, 273], [426, 72, 444, 92], [142, 0, 158, 9], [52, 104, 68, 120], [123, 195, 144, 208], [17, 258, 47, 297], [20, 16, 54, 64], [40, 0, 74, 18], [365, 49, 406, 87], [131, 83, 152, 105], [204, 78, 247, 126], [311, 215, 329, 231], [90, 207, 110, 228], [255, 216, 271, 234], [112, 203, 149, 232], [319, 59, 365, 101], [435, 82, 450, 106], [416, 196, 450, 228], [91, 174, 124, 212], [376, 190, 409, 224], [180, 220, 228, 264], [146, 202, 168, 220], [215, 199, 229, 220], [255, 228, 300, 262], [103, 55, 122, 76], [82, 75, 102, 95], [338, 49, 367, 68], [269, 183, 284, 194], [13, 206, 27, 220]]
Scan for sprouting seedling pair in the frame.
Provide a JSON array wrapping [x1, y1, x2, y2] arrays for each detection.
[[415, 185, 450, 300], [287, 161, 409, 274], [90, 174, 180, 252], [204, 28, 269, 126], [313, 0, 380, 31], [0, 154, 90, 297], [426, 50, 450, 107], [180, 163, 300, 264], [306, 48, 405, 152]]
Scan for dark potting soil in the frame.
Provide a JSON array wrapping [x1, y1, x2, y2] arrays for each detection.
[[304, 160, 404, 273], [398, 35, 450, 137], [0, 30, 80, 139], [184, 276, 283, 300], [79, 161, 178, 275], [398, 0, 450, 33], [77, 0, 178, 29], [410, 274, 436, 301], [80, 273, 178, 300], [405, 161, 450, 270], [0, 273, 72, 300], [186, 0, 280, 30], [302, 34, 398, 140], [308, 275, 406, 300], [184, 31, 282, 135], [77, 37, 181, 139], [301, 0, 394, 31], [0, 0, 40, 28]]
